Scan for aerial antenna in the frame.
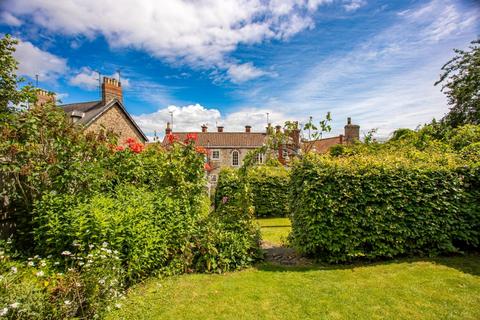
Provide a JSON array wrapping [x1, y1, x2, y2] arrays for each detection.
[[96, 71, 102, 100], [117, 69, 121, 83], [266, 112, 270, 125], [35, 74, 39, 88]]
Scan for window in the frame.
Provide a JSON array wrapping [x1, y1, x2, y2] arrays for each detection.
[[282, 149, 288, 159], [210, 174, 217, 182], [256, 153, 264, 164], [232, 150, 239, 166], [212, 150, 220, 160]]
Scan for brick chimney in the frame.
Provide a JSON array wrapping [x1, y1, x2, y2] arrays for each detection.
[[35, 89, 55, 107], [102, 76, 122, 104], [291, 121, 300, 149], [201, 124, 208, 133], [344, 117, 360, 144], [165, 122, 172, 135], [217, 126, 224, 133], [275, 125, 282, 134], [245, 125, 251, 133]]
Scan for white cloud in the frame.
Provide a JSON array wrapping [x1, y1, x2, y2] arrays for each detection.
[[69, 67, 130, 90], [0, 11, 22, 26], [13, 40, 67, 80], [133, 104, 289, 137], [246, 0, 479, 138], [343, 0, 366, 12], [226, 63, 270, 83], [3, 0, 330, 81]]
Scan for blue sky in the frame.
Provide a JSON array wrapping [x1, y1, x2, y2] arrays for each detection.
[[1, 0, 478, 139]]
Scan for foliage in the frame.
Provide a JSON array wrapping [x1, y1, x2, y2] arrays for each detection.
[[0, 103, 115, 248], [0, 35, 36, 112], [289, 153, 480, 262], [435, 39, 480, 127], [0, 240, 124, 319], [247, 166, 290, 217]]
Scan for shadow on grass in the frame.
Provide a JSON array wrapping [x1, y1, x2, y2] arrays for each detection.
[[255, 252, 480, 277]]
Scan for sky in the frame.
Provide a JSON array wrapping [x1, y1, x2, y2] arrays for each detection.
[[0, 0, 479, 140]]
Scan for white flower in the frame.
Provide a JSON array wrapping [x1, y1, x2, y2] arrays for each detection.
[[47, 255, 52, 259], [61, 251, 72, 256], [33, 255, 40, 259], [89, 244, 94, 250], [98, 279, 105, 285], [64, 300, 71, 306], [10, 302, 19, 309], [40, 261, 47, 267], [78, 262, 84, 266], [36, 271, 45, 277], [0, 307, 8, 316], [102, 242, 108, 247], [54, 261, 60, 266], [115, 303, 122, 309], [27, 261, 35, 267], [11, 266, 17, 273]]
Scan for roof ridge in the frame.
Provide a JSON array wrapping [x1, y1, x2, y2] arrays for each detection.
[[59, 100, 101, 107]]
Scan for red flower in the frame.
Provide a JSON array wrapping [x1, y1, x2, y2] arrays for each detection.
[[204, 163, 212, 171], [195, 146, 208, 154], [125, 137, 136, 144], [124, 137, 144, 154], [116, 145, 125, 152], [167, 133, 177, 144], [184, 133, 198, 144]]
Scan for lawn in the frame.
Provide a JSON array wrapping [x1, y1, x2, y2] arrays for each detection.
[[257, 217, 291, 245], [107, 216, 480, 320]]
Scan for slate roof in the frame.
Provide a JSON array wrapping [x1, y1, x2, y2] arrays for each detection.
[[60, 99, 148, 142], [162, 132, 268, 148]]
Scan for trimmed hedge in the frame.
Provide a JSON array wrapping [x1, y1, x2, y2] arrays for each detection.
[[248, 166, 290, 217], [290, 154, 480, 262], [215, 166, 290, 218]]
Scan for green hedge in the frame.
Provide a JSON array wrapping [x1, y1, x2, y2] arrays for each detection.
[[290, 154, 480, 262], [247, 166, 290, 217], [215, 166, 290, 218]]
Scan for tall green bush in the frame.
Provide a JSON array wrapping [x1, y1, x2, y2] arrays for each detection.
[[247, 166, 290, 217], [290, 153, 479, 262]]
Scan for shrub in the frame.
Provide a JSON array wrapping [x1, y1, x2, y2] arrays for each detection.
[[290, 153, 479, 263], [247, 166, 290, 217]]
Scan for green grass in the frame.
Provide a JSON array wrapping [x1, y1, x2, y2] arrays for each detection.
[[257, 217, 291, 245], [108, 254, 480, 320]]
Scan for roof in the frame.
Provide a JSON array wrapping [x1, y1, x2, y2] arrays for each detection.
[[304, 136, 343, 153], [162, 132, 268, 148], [60, 99, 148, 142]]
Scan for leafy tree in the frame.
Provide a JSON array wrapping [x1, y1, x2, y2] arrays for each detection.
[[0, 34, 35, 112], [435, 39, 480, 127]]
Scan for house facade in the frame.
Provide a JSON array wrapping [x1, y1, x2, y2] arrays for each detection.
[[37, 77, 147, 144], [160, 118, 359, 186]]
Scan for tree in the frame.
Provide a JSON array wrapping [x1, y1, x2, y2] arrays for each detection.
[[435, 39, 480, 127], [0, 34, 35, 112]]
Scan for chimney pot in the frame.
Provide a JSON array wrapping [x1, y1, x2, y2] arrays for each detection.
[[347, 117, 352, 125], [201, 124, 208, 133], [275, 125, 282, 134], [217, 126, 224, 133], [245, 125, 251, 133]]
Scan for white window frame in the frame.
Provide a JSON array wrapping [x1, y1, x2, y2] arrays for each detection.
[[256, 153, 264, 164], [232, 150, 240, 166], [211, 149, 220, 160], [210, 174, 217, 182]]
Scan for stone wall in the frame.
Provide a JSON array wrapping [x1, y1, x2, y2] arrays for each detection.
[[207, 147, 254, 184], [85, 104, 145, 144]]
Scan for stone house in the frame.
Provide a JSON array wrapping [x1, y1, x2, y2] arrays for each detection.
[[160, 118, 359, 186], [38, 77, 147, 144]]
